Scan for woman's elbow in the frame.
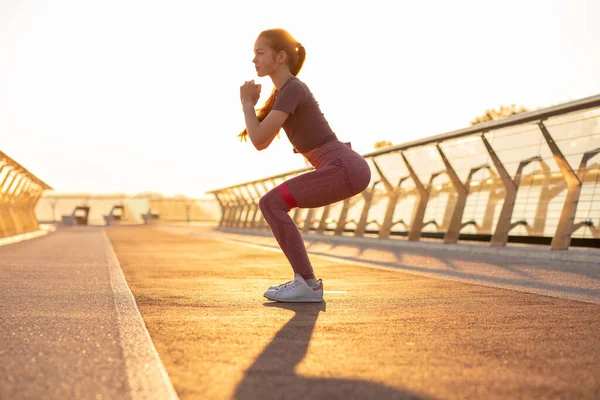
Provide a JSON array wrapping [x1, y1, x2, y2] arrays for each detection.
[[253, 141, 267, 151], [250, 129, 276, 151], [251, 135, 270, 151]]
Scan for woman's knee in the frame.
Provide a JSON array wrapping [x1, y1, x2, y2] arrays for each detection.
[[258, 192, 271, 214], [259, 189, 288, 215]]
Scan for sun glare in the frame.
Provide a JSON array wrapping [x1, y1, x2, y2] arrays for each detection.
[[0, 0, 599, 197]]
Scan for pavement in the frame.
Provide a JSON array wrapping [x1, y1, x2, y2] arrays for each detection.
[[1, 224, 599, 400], [109, 225, 599, 399], [160, 225, 600, 305], [0, 226, 176, 400]]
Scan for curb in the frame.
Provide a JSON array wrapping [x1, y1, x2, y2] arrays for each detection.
[[103, 230, 179, 400]]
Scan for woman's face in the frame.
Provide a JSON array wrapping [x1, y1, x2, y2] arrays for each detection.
[[253, 36, 281, 77]]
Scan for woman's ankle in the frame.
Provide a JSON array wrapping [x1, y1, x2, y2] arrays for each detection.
[[305, 277, 318, 285]]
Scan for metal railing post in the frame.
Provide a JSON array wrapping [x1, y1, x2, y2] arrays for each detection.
[[355, 181, 380, 237], [538, 121, 582, 250], [436, 145, 469, 243], [372, 158, 410, 239]]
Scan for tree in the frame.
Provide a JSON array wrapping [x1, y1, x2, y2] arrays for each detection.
[[374, 140, 393, 149], [470, 104, 530, 126]]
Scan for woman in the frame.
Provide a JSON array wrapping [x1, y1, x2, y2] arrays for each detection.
[[239, 28, 371, 303]]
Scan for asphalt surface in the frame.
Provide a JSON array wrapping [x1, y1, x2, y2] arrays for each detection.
[[2, 224, 598, 399], [0, 227, 175, 400], [106, 226, 600, 400]]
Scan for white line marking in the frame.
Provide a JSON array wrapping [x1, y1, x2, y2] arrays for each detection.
[[103, 230, 179, 400]]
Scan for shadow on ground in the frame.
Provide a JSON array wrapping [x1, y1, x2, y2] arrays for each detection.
[[234, 301, 431, 400]]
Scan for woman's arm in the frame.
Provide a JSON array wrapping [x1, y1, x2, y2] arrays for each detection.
[[242, 102, 289, 150]]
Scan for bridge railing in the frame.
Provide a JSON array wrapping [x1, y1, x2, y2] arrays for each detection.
[[0, 151, 52, 238], [207, 95, 600, 250]]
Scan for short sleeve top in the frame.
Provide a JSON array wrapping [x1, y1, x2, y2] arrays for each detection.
[[272, 76, 338, 153]]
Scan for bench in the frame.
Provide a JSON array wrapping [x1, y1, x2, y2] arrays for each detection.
[[103, 205, 125, 226], [61, 206, 90, 226], [141, 209, 160, 225]]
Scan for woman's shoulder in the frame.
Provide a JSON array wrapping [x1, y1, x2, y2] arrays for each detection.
[[279, 76, 309, 97], [282, 75, 305, 89]]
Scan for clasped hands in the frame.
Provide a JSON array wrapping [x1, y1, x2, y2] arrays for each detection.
[[240, 80, 261, 106]]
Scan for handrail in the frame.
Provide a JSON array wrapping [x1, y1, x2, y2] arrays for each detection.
[[206, 166, 311, 194], [0, 151, 53, 190], [362, 94, 600, 158]]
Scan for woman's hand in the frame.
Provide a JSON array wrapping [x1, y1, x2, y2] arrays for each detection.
[[240, 80, 261, 106]]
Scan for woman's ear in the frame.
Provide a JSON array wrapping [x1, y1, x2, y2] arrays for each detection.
[[277, 50, 287, 64]]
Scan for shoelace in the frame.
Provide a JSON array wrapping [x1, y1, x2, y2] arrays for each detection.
[[275, 280, 293, 290], [279, 281, 300, 290]]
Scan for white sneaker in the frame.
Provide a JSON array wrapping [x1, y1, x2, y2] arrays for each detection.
[[267, 279, 293, 290], [264, 274, 323, 303]]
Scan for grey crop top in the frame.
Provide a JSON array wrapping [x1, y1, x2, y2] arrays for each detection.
[[272, 76, 338, 153]]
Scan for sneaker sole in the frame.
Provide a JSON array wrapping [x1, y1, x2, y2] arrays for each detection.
[[264, 294, 323, 303]]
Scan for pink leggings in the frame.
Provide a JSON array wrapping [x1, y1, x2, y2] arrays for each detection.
[[258, 140, 371, 280]]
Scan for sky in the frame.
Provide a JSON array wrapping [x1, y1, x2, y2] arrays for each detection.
[[1, 0, 599, 198]]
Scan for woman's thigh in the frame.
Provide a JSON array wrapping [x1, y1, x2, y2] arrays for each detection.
[[284, 161, 369, 209]]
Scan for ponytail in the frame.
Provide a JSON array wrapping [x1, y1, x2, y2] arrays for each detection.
[[290, 42, 305, 76], [238, 30, 306, 141]]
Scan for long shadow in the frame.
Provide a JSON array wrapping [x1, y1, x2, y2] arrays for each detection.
[[234, 302, 431, 400], [302, 245, 600, 299], [255, 231, 599, 283], [305, 239, 463, 272], [305, 239, 536, 277], [216, 227, 599, 280]]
